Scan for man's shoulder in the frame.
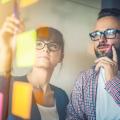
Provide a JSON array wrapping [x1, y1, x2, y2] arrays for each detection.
[[78, 65, 96, 78], [74, 66, 97, 86]]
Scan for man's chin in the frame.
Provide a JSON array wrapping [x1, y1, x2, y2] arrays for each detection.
[[95, 50, 113, 59]]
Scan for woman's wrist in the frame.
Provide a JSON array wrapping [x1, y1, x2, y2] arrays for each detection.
[[0, 69, 11, 80], [0, 48, 12, 78]]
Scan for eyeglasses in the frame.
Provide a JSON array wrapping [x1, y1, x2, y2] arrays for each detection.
[[89, 29, 120, 41], [36, 40, 60, 52]]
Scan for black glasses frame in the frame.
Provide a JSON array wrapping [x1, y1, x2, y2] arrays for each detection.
[[36, 40, 60, 52], [89, 29, 120, 41]]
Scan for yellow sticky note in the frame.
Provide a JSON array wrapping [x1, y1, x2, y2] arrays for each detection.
[[1, 0, 10, 4], [16, 30, 36, 67], [20, 0, 38, 8], [12, 81, 33, 119]]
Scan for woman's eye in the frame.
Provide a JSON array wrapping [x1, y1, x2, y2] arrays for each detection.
[[36, 42, 43, 46]]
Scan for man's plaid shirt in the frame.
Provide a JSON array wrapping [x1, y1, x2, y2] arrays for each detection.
[[66, 66, 120, 120]]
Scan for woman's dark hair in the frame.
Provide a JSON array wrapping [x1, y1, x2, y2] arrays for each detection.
[[36, 27, 64, 61], [98, 8, 120, 19]]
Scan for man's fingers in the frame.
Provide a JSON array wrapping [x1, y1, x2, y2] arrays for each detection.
[[95, 60, 115, 71], [112, 46, 118, 63], [95, 61, 104, 71], [95, 57, 113, 64]]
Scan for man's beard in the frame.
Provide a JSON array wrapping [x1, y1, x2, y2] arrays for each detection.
[[95, 44, 120, 62], [95, 48, 113, 59]]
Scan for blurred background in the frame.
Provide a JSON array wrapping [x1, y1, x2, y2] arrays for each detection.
[[0, 0, 100, 96]]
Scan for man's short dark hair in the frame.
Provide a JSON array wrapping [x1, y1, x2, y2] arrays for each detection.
[[98, 8, 120, 19]]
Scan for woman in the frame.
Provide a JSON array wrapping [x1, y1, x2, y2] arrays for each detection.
[[0, 15, 68, 120]]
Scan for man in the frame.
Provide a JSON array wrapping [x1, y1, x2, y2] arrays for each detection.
[[66, 9, 120, 120]]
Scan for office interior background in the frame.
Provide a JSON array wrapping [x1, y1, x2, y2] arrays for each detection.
[[0, 0, 101, 96]]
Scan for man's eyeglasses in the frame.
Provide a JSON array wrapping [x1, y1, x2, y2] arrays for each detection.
[[36, 40, 60, 52], [89, 29, 120, 41]]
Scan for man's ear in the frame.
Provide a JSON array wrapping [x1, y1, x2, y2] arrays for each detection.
[[88, 42, 96, 57]]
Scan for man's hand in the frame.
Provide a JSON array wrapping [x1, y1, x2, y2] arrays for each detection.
[[95, 46, 118, 81]]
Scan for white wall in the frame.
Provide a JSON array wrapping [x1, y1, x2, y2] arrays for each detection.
[[12, 0, 100, 96]]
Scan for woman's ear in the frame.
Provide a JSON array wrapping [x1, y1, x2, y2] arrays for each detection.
[[61, 52, 64, 61], [58, 52, 64, 63]]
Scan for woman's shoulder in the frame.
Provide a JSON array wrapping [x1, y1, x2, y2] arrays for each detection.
[[50, 84, 66, 94], [50, 84, 69, 102]]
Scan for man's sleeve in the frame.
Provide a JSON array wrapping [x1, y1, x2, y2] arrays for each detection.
[[66, 74, 85, 120], [105, 74, 120, 107]]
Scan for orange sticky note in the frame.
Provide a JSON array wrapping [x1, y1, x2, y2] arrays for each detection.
[[12, 81, 33, 119], [16, 29, 36, 67], [33, 90, 44, 105], [20, 0, 38, 8], [1, 0, 10, 4]]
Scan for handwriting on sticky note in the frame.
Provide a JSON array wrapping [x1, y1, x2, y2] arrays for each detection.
[[16, 29, 36, 67]]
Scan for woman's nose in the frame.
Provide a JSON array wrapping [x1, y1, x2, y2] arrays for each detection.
[[42, 45, 50, 53]]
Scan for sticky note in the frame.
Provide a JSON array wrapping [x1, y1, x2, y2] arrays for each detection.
[[33, 90, 44, 105], [16, 29, 36, 67], [20, 0, 38, 8], [1, 0, 10, 4], [0, 93, 3, 120], [12, 81, 33, 119], [37, 27, 49, 38]]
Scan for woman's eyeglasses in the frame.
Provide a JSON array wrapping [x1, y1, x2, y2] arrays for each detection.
[[89, 29, 120, 41], [36, 41, 60, 52]]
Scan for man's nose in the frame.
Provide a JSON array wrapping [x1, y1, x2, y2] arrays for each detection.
[[99, 34, 107, 43]]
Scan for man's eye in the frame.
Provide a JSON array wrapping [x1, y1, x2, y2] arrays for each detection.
[[92, 32, 100, 37], [106, 29, 115, 35], [107, 31, 114, 35]]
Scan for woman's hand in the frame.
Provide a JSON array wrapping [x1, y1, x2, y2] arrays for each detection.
[[0, 15, 24, 49], [0, 15, 25, 75]]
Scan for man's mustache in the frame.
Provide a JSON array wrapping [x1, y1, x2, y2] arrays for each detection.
[[97, 43, 111, 48]]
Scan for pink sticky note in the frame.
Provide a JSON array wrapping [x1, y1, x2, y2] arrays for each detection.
[[0, 93, 3, 120]]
